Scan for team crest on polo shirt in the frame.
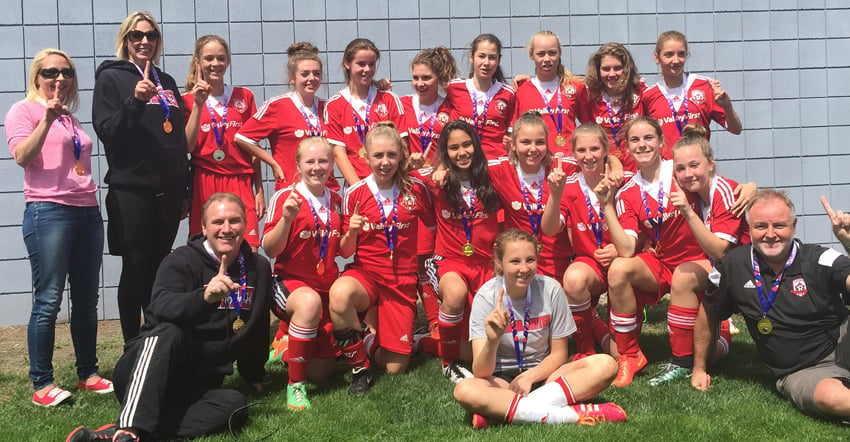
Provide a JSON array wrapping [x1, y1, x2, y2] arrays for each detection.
[[512, 200, 522, 210], [791, 278, 808, 297], [437, 112, 450, 124], [375, 103, 388, 118], [344, 126, 353, 135], [690, 89, 706, 106], [402, 194, 416, 211], [595, 116, 604, 124], [232, 98, 246, 113], [295, 129, 305, 138], [495, 99, 507, 115], [564, 84, 576, 97], [299, 230, 311, 239], [201, 123, 211, 132]]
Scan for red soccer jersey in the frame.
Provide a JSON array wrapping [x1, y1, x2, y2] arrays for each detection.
[[342, 174, 435, 274], [615, 160, 704, 267], [488, 158, 575, 277], [324, 86, 407, 180], [583, 83, 646, 172], [419, 170, 500, 261], [183, 86, 256, 175], [697, 175, 750, 246], [446, 78, 515, 160], [401, 95, 451, 163], [559, 172, 614, 258], [235, 93, 327, 186], [263, 184, 343, 291], [642, 74, 728, 156], [513, 77, 590, 158]]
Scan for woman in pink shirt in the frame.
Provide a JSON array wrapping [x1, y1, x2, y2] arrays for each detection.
[[5, 49, 112, 407]]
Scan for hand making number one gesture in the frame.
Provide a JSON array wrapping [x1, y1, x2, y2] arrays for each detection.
[[204, 254, 240, 304], [485, 288, 510, 342], [821, 196, 850, 250]]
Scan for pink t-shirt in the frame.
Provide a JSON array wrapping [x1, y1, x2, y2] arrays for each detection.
[[5, 99, 97, 206]]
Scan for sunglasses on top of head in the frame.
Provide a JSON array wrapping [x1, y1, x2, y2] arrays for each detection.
[[39, 68, 75, 79], [126, 29, 160, 42]]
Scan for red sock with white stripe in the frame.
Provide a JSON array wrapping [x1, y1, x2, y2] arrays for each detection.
[[333, 327, 370, 371], [667, 305, 698, 366], [505, 393, 579, 424], [438, 310, 464, 366], [525, 375, 577, 406], [419, 276, 440, 329], [569, 300, 596, 355], [609, 312, 640, 357], [591, 312, 612, 348], [287, 322, 317, 384]]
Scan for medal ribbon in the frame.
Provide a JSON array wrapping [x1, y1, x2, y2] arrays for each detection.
[[470, 86, 494, 142], [583, 188, 605, 248], [518, 170, 544, 243], [503, 281, 532, 371], [372, 187, 399, 257], [136, 64, 172, 122], [417, 110, 436, 157], [751, 242, 798, 318], [352, 95, 373, 145], [306, 190, 332, 261], [57, 116, 82, 163], [205, 92, 229, 148], [665, 88, 689, 136], [604, 96, 625, 148], [641, 180, 665, 244], [459, 187, 475, 246], [539, 83, 563, 139], [227, 253, 247, 317], [297, 97, 322, 136]]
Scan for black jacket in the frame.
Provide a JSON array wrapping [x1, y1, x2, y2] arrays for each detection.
[[144, 234, 272, 384], [92, 60, 188, 193]]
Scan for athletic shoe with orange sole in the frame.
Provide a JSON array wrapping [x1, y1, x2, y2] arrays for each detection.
[[471, 413, 489, 429], [267, 334, 289, 365], [613, 350, 647, 387], [572, 403, 627, 425]]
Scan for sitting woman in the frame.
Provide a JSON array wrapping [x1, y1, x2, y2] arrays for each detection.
[[452, 228, 626, 429]]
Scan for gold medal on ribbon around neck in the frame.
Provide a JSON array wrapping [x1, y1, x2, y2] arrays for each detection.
[[163, 119, 173, 134], [74, 161, 85, 176], [536, 243, 543, 253], [757, 317, 773, 335], [359, 147, 367, 159], [232, 316, 246, 334], [555, 135, 566, 147], [213, 149, 226, 161], [462, 242, 475, 257], [316, 260, 325, 275]]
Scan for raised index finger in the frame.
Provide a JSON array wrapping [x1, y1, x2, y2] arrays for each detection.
[[218, 254, 228, 276], [352, 201, 360, 216], [53, 80, 61, 101], [196, 61, 204, 83], [556, 155, 562, 171], [821, 196, 837, 219], [496, 287, 504, 312], [144, 60, 151, 80]]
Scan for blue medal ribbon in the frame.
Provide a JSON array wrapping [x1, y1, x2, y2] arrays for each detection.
[[372, 186, 399, 259], [417, 109, 436, 157], [503, 281, 532, 372], [227, 253, 247, 317], [57, 116, 82, 163], [604, 96, 625, 148], [640, 180, 665, 246], [583, 188, 605, 248], [305, 190, 332, 261], [539, 82, 563, 139], [352, 95, 373, 145], [518, 170, 544, 244], [665, 84, 689, 136], [136, 64, 172, 122], [205, 92, 229, 148], [751, 242, 798, 318], [459, 187, 475, 246], [470, 86, 493, 142], [297, 97, 322, 136]]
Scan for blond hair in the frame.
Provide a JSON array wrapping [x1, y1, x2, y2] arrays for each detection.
[[115, 11, 163, 64], [26, 48, 79, 113]]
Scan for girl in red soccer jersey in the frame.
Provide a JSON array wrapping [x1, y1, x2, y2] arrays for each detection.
[[642, 31, 742, 153], [262, 137, 341, 410], [542, 123, 626, 360], [646, 124, 754, 386], [184, 35, 261, 249], [514, 30, 591, 158], [418, 120, 501, 381], [446, 33, 515, 160], [328, 122, 434, 395], [488, 111, 573, 281], [325, 39, 407, 186], [594, 116, 706, 387], [235, 43, 330, 190], [582, 43, 644, 172], [453, 229, 625, 429], [402, 47, 458, 337]]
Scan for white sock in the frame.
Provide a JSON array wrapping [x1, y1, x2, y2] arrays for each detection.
[[512, 397, 579, 424], [524, 380, 569, 407]]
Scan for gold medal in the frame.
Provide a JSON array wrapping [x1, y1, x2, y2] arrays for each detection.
[[213, 149, 226, 161], [536, 242, 543, 253], [359, 147, 367, 159], [389, 250, 394, 261], [316, 260, 325, 275], [462, 242, 475, 257], [163, 119, 173, 134], [555, 134, 566, 147], [74, 161, 84, 176], [232, 316, 246, 334], [757, 317, 773, 335]]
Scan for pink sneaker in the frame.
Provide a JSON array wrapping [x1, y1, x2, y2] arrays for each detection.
[[572, 403, 627, 425], [77, 377, 114, 394], [471, 413, 489, 430], [33, 386, 71, 407]]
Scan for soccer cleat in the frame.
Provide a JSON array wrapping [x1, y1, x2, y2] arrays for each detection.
[[613, 351, 647, 387], [349, 367, 372, 395], [65, 424, 116, 442], [648, 362, 692, 386], [287, 382, 312, 410], [77, 377, 114, 394], [32, 386, 71, 407], [267, 334, 289, 365], [471, 413, 489, 430], [112, 430, 140, 442], [572, 403, 627, 425], [442, 361, 473, 383]]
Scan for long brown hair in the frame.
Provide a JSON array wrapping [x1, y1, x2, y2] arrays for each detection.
[[411, 46, 457, 91], [185, 35, 230, 91], [584, 43, 641, 110], [342, 38, 379, 82]]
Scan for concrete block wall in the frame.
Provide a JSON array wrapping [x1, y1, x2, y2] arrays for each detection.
[[0, 1, 847, 325]]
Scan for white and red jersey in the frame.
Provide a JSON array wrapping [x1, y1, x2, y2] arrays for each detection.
[[183, 86, 256, 175], [263, 183, 343, 291], [446, 78, 515, 160], [560, 172, 614, 259], [342, 174, 435, 274], [695, 175, 750, 246], [615, 160, 704, 267], [583, 83, 646, 172], [513, 77, 590, 158], [325, 85, 407, 180], [401, 95, 451, 163], [235, 92, 326, 186], [419, 171, 500, 261], [489, 157, 575, 277], [643, 73, 728, 155]]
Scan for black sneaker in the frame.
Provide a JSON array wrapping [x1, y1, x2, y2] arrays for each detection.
[[65, 424, 116, 442], [442, 361, 474, 383], [112, 429, 140, 442], [349, 367, 372, 395]]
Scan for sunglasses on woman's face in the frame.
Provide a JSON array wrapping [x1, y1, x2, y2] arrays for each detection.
[[39, 68, 75, 79], [126, 29, 160, 42]]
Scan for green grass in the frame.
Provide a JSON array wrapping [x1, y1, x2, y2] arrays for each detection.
[[2, 303, 848, 441]]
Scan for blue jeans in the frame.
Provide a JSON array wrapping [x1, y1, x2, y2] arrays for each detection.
[[23, 202, 104, 390]]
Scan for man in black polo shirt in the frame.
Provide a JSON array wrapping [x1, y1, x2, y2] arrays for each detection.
[[692, 189, 850, 421]]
